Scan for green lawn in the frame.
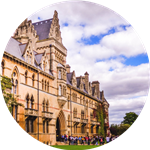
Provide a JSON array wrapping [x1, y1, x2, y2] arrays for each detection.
[[51, 145, 101, 150]]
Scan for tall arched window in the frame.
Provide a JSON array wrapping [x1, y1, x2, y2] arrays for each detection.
[[62, 86, 64, 96], [32, 74, 35, 87], [47, 82, 49, 92], [45, 80, 47, 91], [25, 71, 28, 84], [46, 100, 48, 112], [42, 99, 46, 111], [59, 85, 61, 96], [58, 70, 61, 79], [25, 94, 29, 108], [73, 108, 75, 118], [14, 80, 18, 94], [31, 95, 34, 109], [64, 87, 66, 97], [42, 79, 44, 90]]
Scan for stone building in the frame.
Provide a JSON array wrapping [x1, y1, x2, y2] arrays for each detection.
[[1, 10, 109, 145]]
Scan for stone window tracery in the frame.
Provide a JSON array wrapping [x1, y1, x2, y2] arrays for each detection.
[[59, 85, 62, 96], [42, 99, 46, 112], [25, 94, 30, 108], [14, 80, 18, 94], [47, 82, 49, 92], [46, 100, 49, 112], [45, 80, 47, 91], [11, 69, 19, 94], [42, 79, 44, 90], [30, 95, 34, 109], [32, 74, 35, 87], [58, 70, 61, 79]]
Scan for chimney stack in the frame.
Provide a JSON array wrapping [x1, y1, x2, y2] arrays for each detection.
[[92, 81, 100, 99], [84, 72, 89, 93], [66, 64, 70, 73]]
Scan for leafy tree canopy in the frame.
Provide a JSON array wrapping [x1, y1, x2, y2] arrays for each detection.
[[121, 112, 138, 125]]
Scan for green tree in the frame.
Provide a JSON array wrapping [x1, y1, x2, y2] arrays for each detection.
[[110, 124, 118, 136], [1, 75, 24, 113], [121, 112, 138, 125], [118, 124, 130, 135]]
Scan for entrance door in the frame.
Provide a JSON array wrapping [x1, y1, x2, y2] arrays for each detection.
[[56, 118, 60, 141]]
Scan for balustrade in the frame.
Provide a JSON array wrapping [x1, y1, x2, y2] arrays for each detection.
[[25, 108, 38, 117]]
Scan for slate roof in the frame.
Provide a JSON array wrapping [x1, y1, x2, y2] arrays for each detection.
[[57, 63, 64, 68], [5, 37, 25, 61], [33, 19, 53, 41], [67, 72, 73, 83], [66, 73, 72, 86], [4, 37, 53, 76]]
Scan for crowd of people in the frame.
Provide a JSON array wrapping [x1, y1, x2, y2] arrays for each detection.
[[57, 134, 119, 145]]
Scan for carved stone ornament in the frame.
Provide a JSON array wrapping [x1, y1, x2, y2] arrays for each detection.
[[49, 10, 62, 43], [57, 96, 67, 108]]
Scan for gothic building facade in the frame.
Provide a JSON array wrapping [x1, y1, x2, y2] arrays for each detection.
[[1, 10, 109, 145]]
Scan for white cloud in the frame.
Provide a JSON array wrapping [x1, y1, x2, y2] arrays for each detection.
[[101, 27, 146, 57], [28, 1, 150, 124]]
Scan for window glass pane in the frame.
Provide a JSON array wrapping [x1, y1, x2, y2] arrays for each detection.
[[14, 86, 17, 94], [59, 70, 61, 79]]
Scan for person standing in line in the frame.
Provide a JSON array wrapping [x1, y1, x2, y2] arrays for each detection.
[[74, 137, 76, 145], [70, 136, 72, 145], [64, 134, 66, 143], [98, 136, 100, 145], [95, 136, 98, 145], [71, 136, 73, 145], [74, 136, 76, 145], [106, 135, 110, 143], [76, 136, 78, 145], [88, 136, 90, 145], [82, 136, 84, 145], [81, 136, 83, 145], [69, 136, 71, 145], [78, 136, 81, 144]]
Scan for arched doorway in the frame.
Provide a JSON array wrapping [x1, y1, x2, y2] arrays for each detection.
[[56, 118, 61, 141], [56, 110, 66, 141]]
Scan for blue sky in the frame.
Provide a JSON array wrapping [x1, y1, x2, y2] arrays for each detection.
[[70, 24, 132, 45], [29, 1, 150, 125]]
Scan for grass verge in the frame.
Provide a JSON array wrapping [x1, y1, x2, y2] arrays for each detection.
[[51, 145, 101, 150]]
